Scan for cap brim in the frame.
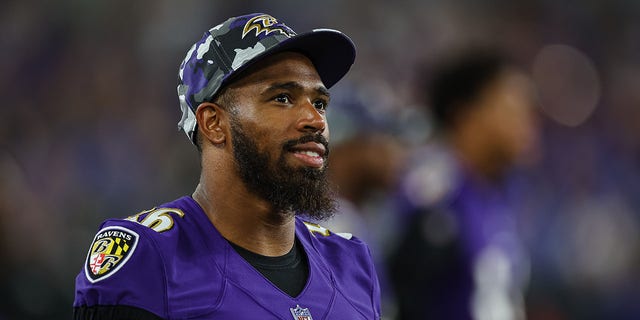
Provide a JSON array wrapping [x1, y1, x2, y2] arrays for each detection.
[[277, 29, 356, 88], [225, 29, 356, 90]]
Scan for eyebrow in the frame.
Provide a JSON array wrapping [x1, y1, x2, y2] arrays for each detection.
[[262, 81, 330, 98]]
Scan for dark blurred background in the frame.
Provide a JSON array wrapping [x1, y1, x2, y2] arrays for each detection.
[[1, 0, 640, 319]]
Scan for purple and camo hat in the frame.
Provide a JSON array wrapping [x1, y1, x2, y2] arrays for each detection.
[[177, 13, 356, 143]]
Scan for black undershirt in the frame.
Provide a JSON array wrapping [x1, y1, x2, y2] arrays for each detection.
[[229, 238, 309, 297]]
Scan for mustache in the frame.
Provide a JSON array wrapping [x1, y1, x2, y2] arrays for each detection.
[[283, 134, 330, 157]]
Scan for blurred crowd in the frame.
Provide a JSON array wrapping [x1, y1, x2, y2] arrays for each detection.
[[2, 0, 640, 319]]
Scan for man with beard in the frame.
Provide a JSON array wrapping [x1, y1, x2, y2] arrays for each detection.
[[73, 13, 381, 320]]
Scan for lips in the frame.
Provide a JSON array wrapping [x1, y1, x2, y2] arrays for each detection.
[[289, 142, 326, 168]]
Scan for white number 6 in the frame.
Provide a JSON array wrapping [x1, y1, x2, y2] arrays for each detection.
[[126, 208, 185, 233]]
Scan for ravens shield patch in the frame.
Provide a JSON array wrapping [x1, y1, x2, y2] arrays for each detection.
[[84, 226, 139, 283], [290, 305, 313, 320]]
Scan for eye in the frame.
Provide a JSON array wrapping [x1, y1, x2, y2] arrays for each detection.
[[313, 99, 328, 112], [274, 93, 291, 104]]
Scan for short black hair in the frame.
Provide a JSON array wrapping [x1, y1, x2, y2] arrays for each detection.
[[425, 48, 511, 130]]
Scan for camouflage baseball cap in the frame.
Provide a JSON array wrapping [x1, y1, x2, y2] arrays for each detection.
[[177, 13, 356, 143]]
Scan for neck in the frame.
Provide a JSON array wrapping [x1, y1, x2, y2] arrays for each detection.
[[192, 175, 296, 257], [448, 128, 505, 183]]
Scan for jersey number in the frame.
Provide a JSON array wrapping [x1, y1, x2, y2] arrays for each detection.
[[126, 208, 185, 233], [303, 221, 331, 237]]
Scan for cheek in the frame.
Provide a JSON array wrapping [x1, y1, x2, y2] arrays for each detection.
[[324, 123, 330, 140], [254, 128, 283, 153], [234, 120, 278, 154]]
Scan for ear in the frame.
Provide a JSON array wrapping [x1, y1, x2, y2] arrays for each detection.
[[195, 102, 228, 146]]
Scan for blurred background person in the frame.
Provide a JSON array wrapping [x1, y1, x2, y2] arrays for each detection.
[[322, 132, 406, 317], [324, 132, 405, 248], [389, 48, 540, 320]]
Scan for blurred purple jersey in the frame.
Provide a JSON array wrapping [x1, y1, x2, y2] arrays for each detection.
[[74, 196, 381, 319]]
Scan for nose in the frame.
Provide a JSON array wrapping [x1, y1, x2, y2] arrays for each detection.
[[296, 101, 326, 134]]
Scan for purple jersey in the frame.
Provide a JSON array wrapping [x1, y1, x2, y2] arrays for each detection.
[[74, 196, 381, 319]]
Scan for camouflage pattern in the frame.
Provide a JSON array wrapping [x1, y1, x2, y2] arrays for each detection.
[[177, 13, 356, 143]]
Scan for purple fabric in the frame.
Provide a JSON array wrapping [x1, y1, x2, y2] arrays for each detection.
[[74, 196, 381, 319], [393, 145, 529, 319], [450, 168, 528, 279]]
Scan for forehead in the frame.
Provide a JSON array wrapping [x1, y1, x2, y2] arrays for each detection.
[[226, 51, 325, 90]]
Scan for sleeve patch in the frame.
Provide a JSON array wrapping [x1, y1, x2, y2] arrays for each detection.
[[84, 226, 139, 283]]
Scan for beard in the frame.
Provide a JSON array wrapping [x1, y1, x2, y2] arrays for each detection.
[[229, 119, 337, 221]]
